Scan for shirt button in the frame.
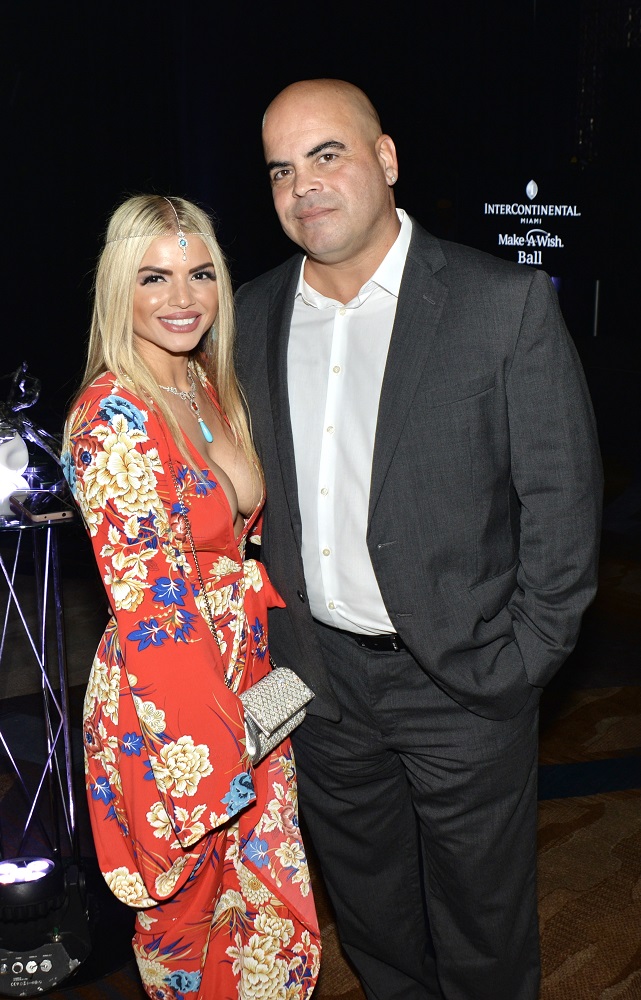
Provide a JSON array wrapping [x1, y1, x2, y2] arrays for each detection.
[[339, 307, 346, 316], [332, 365, 341, 374], [328, 601, 336, 610], [320, 487, 329, 496], [322, 547, 331, 556], [326, 425, 334, 434]]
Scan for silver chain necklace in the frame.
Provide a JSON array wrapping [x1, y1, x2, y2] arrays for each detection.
[[158, 364, 214, 443]]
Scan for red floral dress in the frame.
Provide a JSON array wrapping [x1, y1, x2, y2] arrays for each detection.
[[62, 373, 320, 1000]]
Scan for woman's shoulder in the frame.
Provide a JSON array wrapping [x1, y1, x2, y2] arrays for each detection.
[[72, 372, 146, 412], [73, 371, 137, 403], [67, 372, 155, 437]]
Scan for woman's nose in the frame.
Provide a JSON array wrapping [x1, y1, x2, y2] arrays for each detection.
[[169, 279, 195, 308]]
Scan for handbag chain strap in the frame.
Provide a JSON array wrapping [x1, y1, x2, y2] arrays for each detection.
[[168, 459, 233, 690]]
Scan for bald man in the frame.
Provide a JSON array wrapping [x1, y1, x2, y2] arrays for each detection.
[[235, 79, 602, 1000]]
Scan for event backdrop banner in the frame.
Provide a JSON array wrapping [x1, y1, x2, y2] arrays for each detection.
[[457, 170, 592, 279]]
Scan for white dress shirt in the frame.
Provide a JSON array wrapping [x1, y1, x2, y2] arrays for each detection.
[[288, 210, 413, 633]]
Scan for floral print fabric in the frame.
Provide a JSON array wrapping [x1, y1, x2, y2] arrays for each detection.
[[62, 373, 320, 999]]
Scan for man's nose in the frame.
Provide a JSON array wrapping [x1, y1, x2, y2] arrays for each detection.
[[292, 166, 322, 198]]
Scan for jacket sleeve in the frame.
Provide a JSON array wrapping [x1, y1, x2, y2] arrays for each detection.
[[506, 270, 603, 686]]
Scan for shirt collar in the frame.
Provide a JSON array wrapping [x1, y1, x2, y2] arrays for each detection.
[[296, 208, 412, 307]]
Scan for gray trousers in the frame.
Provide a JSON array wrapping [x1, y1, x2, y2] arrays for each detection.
[[291, 623, 541, 1000]]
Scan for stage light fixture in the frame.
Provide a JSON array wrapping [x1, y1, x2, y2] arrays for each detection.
[[0, 361, 93, 994], [0, 857, 91, 996]]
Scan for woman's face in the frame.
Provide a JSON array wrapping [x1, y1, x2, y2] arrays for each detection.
[[132, 234, 219, 366]]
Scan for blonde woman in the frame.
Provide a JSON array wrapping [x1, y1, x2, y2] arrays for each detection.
[[62, 195, 320, 999]]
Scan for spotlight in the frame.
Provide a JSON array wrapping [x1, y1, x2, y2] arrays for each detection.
[[0, 858, 91, 996]]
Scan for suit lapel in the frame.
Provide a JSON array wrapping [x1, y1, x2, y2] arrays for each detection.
[[369, 226, 448, 520], [266, 258, 305, 545]]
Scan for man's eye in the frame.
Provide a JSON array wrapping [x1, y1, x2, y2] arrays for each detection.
[[272, 169, 290, 183], [318, 153, 337, 164]]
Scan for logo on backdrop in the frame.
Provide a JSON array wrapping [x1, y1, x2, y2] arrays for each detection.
[[484, 180, 581, 267]]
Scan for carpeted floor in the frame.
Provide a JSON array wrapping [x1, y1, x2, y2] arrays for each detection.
[[1, 511, 639, 999], [535, 511, 641, 1000]]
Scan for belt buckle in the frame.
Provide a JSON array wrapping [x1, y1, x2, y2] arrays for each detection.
[[354, 632, 403, 652]]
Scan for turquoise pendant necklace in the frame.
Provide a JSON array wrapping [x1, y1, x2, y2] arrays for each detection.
[[158, 364, 214, 443]]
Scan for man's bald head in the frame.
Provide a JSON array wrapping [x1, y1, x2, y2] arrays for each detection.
[[263, 79, 382, 143], [261, 78, 400, 293]]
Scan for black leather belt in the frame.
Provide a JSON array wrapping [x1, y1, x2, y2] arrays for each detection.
[[313, 619, 407, 652]]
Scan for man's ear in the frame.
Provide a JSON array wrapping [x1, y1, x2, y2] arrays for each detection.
[[377, 135, 399, 186]]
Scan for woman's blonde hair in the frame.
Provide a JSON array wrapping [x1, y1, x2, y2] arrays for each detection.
[[78, 194, 258, 471]]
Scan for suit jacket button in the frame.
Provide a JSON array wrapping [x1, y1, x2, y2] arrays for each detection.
[[297, 590, 306, 603]]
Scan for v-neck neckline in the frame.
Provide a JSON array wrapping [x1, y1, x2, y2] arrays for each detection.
[[177, 386, 263, 544]]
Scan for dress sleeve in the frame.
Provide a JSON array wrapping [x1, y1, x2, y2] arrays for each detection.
[[62, 380, 256, 847]]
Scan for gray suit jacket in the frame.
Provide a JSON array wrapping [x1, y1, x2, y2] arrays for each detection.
[[235, 221, 603, 722]]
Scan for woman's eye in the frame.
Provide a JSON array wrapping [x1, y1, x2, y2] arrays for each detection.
[[193, 269, 216, 281], [140, 274, 164, 285]]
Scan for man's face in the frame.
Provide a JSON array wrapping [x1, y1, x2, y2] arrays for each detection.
[[263, 90, 398, 268]]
